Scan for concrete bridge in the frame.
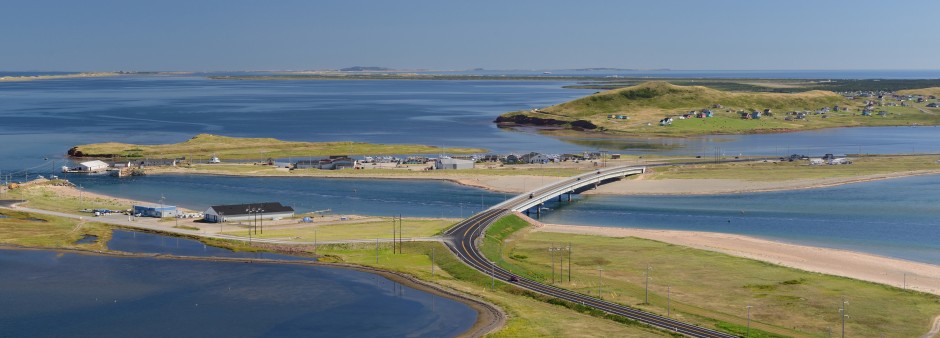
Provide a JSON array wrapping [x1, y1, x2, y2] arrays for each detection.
[[492, 165, 646, 216]]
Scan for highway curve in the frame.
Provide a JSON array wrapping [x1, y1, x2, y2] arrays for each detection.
[[443, 168, 737, 338]]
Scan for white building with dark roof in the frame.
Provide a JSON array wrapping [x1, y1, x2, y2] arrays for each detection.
[[203, 202, 295, 223]]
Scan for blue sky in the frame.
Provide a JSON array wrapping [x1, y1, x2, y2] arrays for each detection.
[[2, 0, 938, 71]]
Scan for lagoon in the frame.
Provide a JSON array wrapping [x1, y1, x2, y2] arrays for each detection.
[[0, 247, 476, 337]]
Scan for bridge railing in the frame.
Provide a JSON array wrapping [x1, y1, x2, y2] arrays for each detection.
[[487, 165, 646, 212]]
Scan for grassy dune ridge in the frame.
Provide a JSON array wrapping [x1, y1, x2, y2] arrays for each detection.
[[68, 134, 486, 160], [501, 81, 940, 136]]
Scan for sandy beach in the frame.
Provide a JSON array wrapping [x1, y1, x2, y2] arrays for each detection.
[[533, 222, 940, 296], [586, 169, 940, 195]]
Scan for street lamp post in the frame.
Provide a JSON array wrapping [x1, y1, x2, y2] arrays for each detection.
[[840, 297, 849, 338]]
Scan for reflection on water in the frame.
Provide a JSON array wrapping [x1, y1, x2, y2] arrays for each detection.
[[0, 249, 476, 337]]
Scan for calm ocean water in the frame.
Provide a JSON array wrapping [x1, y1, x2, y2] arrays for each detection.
[[0, 248, 476, 337], [67, 173, 505, 218], [3, 76, 940, 175]]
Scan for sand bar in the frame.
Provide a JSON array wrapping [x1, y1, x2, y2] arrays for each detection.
[[535, 223, 940, 296]]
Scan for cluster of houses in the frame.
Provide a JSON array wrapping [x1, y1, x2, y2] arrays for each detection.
[[66, 150, 612, 177]]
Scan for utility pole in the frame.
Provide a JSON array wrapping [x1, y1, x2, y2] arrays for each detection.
[[399, 213, 403, 253], [431, 247, 435, 276], [391, 215, 396, 254], [645, 264, 653, 304], [375, 238, 379, 263], [550, 246, 555, 284], [597, 268, 603, 299], [667, 286, 671, 317], [746, 305, 753, 338]]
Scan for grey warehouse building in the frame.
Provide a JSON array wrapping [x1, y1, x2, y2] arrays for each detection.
[[203, 202, 295, 223]]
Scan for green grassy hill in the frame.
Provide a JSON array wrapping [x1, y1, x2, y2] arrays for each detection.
[[68, 134, 485, 160], [499, 81, 940, 136]]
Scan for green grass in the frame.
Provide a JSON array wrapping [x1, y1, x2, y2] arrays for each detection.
[[502, 81, 940, 136], [649, 155, 940, 181], [221, 217, 457, 241], [5, 183, 131, 215], [483, 218, 940, 337], [0, 210, 111, 251], [313, 240, 678, 337], [897, 87, 940, 97], [70, 133, 486, 160]]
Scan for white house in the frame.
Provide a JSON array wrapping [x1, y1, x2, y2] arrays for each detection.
[[79, 160, 109, 172], [435, 158, 474, 170]]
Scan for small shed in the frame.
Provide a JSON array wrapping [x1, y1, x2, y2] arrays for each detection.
[[435, 158, 475, 170]]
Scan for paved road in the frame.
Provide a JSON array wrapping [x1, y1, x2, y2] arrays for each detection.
[[443, 167, 737, 338], [2, 204, 442, 246]]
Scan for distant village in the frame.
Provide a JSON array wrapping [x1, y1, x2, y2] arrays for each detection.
[[599, 91, 940, 127], [62, 151, 614, 175]]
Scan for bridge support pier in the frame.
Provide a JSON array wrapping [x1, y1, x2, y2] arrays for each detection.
[[567, 193, 571, 202]]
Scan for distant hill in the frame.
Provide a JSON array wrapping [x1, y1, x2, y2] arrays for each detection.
[[339, 66, 391, 72], [897, 87, 940, 97], [496, 81, 940, 136]]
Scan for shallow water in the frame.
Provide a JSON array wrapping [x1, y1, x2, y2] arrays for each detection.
[[0, 248, 476, 337], [107, 229, 314, 261]]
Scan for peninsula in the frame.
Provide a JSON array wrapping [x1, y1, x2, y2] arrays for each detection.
[[496, 81, 940, 136], [67, 134, 485, 160]]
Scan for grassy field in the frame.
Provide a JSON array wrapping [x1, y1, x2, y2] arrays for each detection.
[[0, 209, 111, 251], [68, 134, 486, 160], [648, 155, 940, 181], [501, 81, 940, 136], [313, 240, 679, 337], [897, 87, 940, 97], [221, 217, 457, 241], [482, 215, 940, 337], [4, 181, 131, 214]]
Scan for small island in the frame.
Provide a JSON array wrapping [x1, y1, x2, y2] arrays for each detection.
[[496, 81, 940, 136], [67, 134, 486, 160]]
